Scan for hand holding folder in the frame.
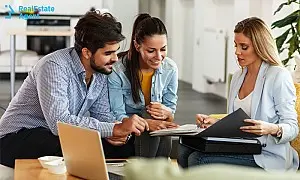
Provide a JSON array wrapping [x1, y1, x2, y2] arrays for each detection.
[[178, 109, 263, 154], [150, 108, 261, 138], [196, 108, 261, 138]]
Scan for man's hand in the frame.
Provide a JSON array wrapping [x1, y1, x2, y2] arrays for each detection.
[[146, 102, 173, 121], [113, 114, 149, 137], [105, 136, 127, 146], [146, 119, 179, 131]]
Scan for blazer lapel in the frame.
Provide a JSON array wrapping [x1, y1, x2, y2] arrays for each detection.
[[251, 62, 269, 118]]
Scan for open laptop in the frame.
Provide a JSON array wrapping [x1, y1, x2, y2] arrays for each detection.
[[57, 122, 125, 180]]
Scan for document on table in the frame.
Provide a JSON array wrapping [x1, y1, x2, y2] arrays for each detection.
[[150, 124, 205, 136]]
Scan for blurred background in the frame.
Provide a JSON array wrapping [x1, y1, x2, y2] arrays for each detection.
[[0, 0, 298, 125]]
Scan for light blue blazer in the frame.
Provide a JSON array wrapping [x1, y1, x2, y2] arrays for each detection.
[[228, 61, 299, 171]]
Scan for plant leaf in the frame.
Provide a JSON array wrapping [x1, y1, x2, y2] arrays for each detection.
[[291, 24, 300, 54], [287, 32, 298, 57], [272, 10, 299, 29], [298, 17, 300, 54], [275, 28, 291, 51], [274, 2, 289, 15], [282, 57, 291, 66], [273, 0, 297, 15], [279, 47, 288, 54], [297, 17, 300, 36]]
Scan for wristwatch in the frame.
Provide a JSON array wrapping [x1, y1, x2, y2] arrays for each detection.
[[275, 124, 283, 138]]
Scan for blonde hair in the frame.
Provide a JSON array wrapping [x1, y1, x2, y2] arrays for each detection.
[[234, 17, 282, 66]]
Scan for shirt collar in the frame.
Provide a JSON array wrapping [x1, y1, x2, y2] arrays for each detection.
[[70, 48, 86, 75]]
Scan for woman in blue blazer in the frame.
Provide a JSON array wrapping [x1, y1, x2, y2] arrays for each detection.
[[178, 17, 299, 171]]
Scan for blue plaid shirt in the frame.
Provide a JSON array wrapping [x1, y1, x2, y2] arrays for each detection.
[[0, 47, 116, 138]]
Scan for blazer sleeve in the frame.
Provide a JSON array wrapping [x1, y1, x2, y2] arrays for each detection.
[[273, 69, 299, 144]]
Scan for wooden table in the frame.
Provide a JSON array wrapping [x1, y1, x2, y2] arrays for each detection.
[[14, 159, 81, 180]]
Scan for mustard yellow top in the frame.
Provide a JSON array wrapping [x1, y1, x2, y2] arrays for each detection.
[[140, 70, 155, 105]]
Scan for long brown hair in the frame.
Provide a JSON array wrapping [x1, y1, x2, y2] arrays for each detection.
[[118, 13, 167, 103]]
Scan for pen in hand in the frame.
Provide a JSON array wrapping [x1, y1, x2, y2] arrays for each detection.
[[196, 114, 208, 128], [196, 114, 218, 129], [196, 123, 202, 129]]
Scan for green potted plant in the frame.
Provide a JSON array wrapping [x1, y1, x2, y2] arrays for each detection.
[[272, 0, 300, 160], [271, 0, 299, 66]]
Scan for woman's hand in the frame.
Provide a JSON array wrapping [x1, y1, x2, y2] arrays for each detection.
[[240, 119, 279, 136], [196, 114, 218, 128], [146, 102, 173, 121], [146, 119, 179, 131]]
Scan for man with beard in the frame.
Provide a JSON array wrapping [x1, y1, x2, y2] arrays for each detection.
[[0, 11, 149, 168]]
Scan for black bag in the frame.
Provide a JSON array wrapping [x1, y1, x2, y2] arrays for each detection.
[[179, 136, 262, 154]]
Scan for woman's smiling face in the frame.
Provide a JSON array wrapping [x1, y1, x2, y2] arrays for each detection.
[[136, 34, 167, 70]]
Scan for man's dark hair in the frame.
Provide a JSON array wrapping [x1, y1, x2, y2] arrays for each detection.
[[74, 10, 125, 55]]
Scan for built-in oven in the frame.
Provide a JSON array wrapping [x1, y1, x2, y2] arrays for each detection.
[[27, 17, 71, 55]]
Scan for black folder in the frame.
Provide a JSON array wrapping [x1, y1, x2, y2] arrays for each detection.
[[193, 108, 260, 138], [180, 108, 262, 154]]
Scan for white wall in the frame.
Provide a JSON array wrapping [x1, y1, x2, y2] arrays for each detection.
[[164, 0, 292, 98], [181, 0, 194, 84], [165, 0, 195, 84], [165, 0, 184, 80], [0, 0, 294, 98], [110, 0, 138, 51], [192, 0, 234, 98]]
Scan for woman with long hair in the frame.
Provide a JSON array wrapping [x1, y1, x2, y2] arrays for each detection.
[[108, 13, 179, 157], [178, 17, 299, 171]]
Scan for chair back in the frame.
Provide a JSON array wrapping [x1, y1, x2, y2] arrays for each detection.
[[292, 83, 300, 158]]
